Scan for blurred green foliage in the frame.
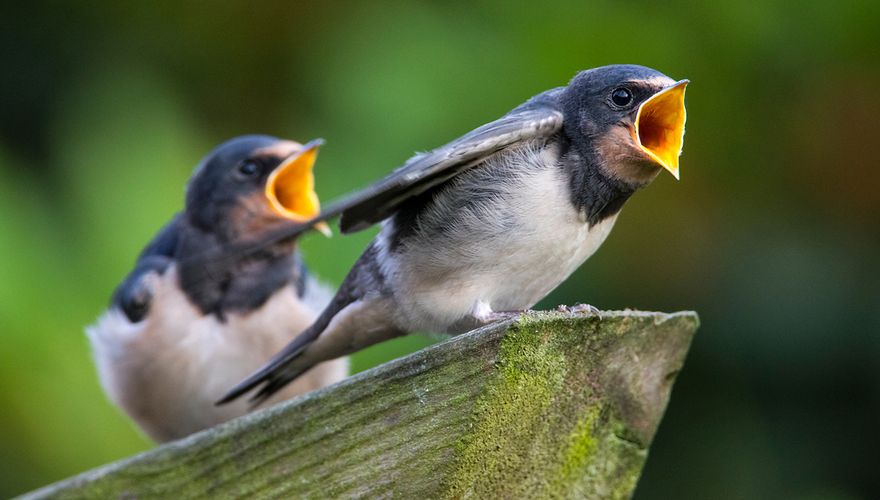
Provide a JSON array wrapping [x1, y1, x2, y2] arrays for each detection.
[[1, 1, 878, 498]]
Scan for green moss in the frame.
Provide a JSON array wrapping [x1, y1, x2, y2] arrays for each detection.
[[553, 406, 601, 487], [442, 313, 668, 499], [443, 318, 571, 498]]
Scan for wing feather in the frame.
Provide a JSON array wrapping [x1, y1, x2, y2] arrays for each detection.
[[338, 105, 563, 232]]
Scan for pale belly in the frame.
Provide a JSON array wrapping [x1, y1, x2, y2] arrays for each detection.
[[88, 267, 347, 441], [388, 154, 619, 332], [474, 213, 617, 311]]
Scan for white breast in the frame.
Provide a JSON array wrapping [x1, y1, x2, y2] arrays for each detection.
[[386, 143, 618, 332], [88, 266, 347, 442]]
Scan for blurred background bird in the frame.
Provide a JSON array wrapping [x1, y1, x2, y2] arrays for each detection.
[[1, 1, 879, 498], [88, 136, 347, 442]]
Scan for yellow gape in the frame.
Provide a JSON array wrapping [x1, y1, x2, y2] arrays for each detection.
[[265, 142, 331, 236], [635, 80, 688, 180]]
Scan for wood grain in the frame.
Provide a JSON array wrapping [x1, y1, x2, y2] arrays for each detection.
[[22, 309, 698, 500]]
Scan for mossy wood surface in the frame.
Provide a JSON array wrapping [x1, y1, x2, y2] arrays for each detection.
[[23, 310, 698, 499]]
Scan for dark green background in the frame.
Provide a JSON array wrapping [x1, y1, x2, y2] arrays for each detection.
[[2, 1, 878, 498]]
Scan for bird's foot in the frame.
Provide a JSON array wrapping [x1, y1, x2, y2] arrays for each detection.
[[557, 303, 600, 315]]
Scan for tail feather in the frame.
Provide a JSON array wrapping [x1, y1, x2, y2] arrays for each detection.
[[248, 366, 309, 407], [216, 289, 355, 406], [215, 336, 313, 406], [219, 241, 384, 406]]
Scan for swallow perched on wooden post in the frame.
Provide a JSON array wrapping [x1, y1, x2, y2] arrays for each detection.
[[219, 65, 688, 406], [89, 135, 347, 442]]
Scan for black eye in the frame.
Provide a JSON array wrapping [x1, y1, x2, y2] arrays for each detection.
[[237, 160, 260, 178], [610, 87, 634, 107]]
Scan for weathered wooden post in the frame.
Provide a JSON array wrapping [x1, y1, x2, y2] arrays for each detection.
[[22, 309, 698, 499]]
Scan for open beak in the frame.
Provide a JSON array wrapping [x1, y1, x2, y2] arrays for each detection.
[[634, 80, 689, 180], [265, 139, 331, 237]]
